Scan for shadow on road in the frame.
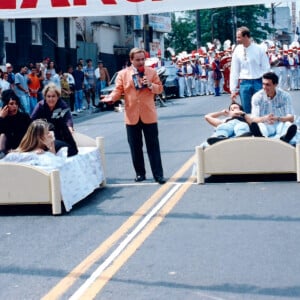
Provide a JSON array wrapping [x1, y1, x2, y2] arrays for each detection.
[[205, 173, 297, 183]]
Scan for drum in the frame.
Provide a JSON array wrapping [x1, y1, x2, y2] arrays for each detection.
[[220, 55, 231, 93]]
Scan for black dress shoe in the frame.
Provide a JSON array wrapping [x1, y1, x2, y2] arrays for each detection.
[[237, 132, 252, 137], [280, 124, 297, 143], [135, 175, 146, 182], [155, 177, 166, 184], [250, 122, 263, 137], [207, 136, 228, 145]]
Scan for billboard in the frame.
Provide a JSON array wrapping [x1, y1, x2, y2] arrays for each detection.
[[0, 0, 274, 19]]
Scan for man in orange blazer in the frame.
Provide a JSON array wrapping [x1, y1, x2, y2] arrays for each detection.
[[102, 47, 166, 184]]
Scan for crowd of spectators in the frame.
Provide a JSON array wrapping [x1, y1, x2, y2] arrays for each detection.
[[0, 57, 111, 116]]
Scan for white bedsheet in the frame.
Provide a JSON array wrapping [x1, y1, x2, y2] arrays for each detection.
[[1, 147, 104, 211]]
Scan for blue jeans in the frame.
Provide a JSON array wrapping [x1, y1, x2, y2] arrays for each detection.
[[96, 80, 107, 98], [212, 119, 250, 138], [20, 95, 30, 114], [239, 78, 262, 113], [75, 90, 83, 110], [30, 96, 37, 113]]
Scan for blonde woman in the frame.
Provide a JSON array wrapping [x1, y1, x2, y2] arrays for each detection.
[[31, 83, 78, 156]]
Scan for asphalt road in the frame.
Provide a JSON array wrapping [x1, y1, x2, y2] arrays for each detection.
[[1, 92, 300, 300]]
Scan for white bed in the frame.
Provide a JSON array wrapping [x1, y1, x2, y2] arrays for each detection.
[[0, 132, 106, 214], [195, 137, 300, 184]]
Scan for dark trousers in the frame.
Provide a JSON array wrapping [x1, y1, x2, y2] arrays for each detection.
[[126, 120, 164, 179]]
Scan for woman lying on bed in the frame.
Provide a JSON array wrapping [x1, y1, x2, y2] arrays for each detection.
[[1, 119, 65, 170], [1, 119, 104, 211]]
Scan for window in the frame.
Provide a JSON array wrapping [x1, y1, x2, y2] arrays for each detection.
[[4, 19, 16, 43], [31, 19, 42, 45]]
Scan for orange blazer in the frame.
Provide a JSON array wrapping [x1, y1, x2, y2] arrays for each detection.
[[110, 66, 163, 125]]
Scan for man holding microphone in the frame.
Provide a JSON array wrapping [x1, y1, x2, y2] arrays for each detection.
[[101, 48, 166, 184]]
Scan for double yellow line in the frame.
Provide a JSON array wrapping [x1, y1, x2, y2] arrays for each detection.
[[42, 154, 196, 300]]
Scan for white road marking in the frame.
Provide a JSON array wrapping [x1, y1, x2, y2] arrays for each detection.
[[69, 183, 182, 300]]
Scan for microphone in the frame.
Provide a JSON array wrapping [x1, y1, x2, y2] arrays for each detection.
[[138, 66, 147, 87], [138, 66, 145, 77]]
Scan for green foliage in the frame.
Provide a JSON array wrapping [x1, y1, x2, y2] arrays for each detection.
[[165, 5, 273, 54], [164, 14, 196, 54]]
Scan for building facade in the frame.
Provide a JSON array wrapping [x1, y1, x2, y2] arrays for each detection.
[[2, 18, 77, 71]]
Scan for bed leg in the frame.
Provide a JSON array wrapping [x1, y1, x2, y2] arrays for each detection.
[[96, 137, 106, 186], [50, 170, 62, 215], [195, 146, 205, 184], [296, 144, 300, 183]]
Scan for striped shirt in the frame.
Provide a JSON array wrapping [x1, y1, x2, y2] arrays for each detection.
[[251, 88, 294, 117]]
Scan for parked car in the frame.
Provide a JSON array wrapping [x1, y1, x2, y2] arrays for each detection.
[[99, 72, 122, 110], [101, 72, 118, 96], [158, 65, 179, 99]]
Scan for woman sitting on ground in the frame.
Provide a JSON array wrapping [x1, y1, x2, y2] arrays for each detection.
[[31, 83, 78, 156]]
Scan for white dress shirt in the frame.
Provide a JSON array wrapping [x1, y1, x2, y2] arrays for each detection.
[[230, 43, 270, 92]]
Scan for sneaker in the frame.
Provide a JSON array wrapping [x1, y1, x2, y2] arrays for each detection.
[[250, 122, 263, 137], [71, 111, 78, 116], [280, 124, 297, 143], [77, 109, 82, 113], [207, 135, 228, 145]]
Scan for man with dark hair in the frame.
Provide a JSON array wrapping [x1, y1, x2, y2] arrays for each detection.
[[94, 60, 110, 101], [14, 64, 30, 114], [6, 63, 15, 89], [72, 63, 85, 113], [83, 58, 96, 109], [205, 102, 255, 145], [250, 72, 297, 144], [230, 26, 270, 113]]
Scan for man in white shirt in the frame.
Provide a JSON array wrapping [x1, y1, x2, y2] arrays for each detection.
[[230, 26, 270, 113]]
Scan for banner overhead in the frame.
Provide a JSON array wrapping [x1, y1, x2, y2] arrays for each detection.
[[1, 0, 274, 19]]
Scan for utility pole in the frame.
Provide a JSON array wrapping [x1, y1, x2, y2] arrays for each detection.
[[0, 20, 4, 65], [143, 14, 150, 52], [231, 7, 237, 44], [196, 10, 202, 48], [211, 12, 219, 42]]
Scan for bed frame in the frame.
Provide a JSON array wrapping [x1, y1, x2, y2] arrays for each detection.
[[0, 132, 106, 214], [195, 137, 300, 184]]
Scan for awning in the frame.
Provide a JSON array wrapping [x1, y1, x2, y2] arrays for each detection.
[[1, 0, 274, 19]]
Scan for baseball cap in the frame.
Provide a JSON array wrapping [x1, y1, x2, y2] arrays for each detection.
[[6, 63, 12, 68]]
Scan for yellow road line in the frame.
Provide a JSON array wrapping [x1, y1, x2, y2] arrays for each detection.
[[75, 176, 196, 299], [42, 154, 195, 300]]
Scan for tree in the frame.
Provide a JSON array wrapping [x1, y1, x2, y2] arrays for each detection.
[[164, 13, 196, 55], [165, 5, 273, 54]]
